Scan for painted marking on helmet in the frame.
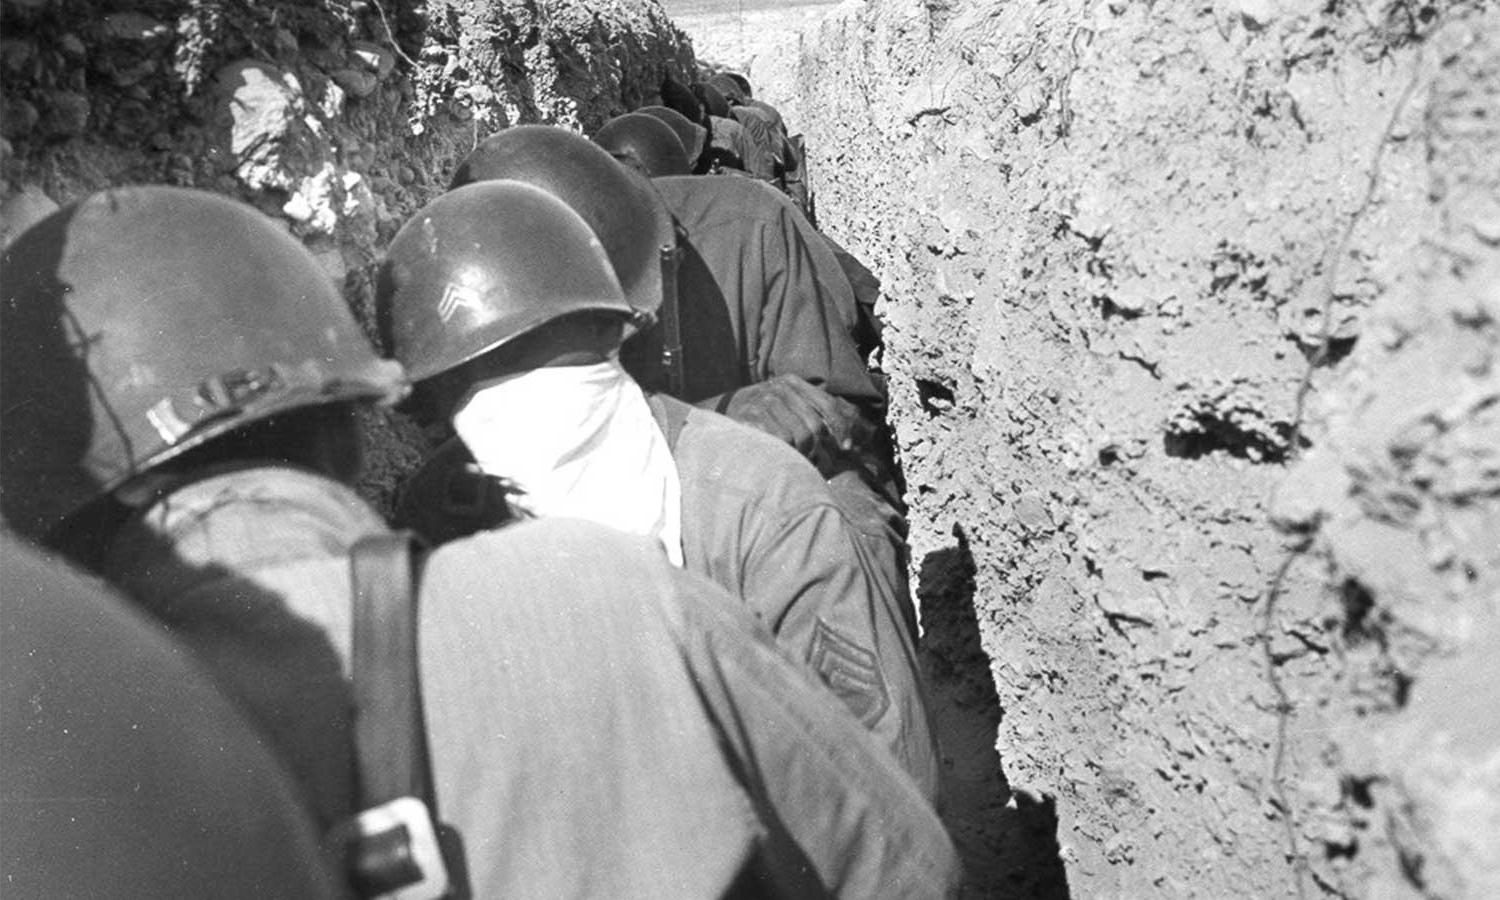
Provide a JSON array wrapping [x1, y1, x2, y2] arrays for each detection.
[[437, 282, 483, 323], [146, 398, 192, 444]]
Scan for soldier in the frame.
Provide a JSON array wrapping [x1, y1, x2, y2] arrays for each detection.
[[705, 72, 813, 215], [636, 104, 710, 172], [661, 75, 756, 176], [696, 79, 776, 182], [382, 179, 939, 799], [1, 534, 344, 900], [593, 113, 864, 346], [595, 111, 693, 178], [451, 126, 873, 467], [464, 124, 921, 674], [713, 71, 784, 132], [0, 186, 959, 898], [708, 73, 788, 184]]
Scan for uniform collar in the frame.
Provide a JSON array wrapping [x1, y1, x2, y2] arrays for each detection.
[[103, 464, 386, 591]]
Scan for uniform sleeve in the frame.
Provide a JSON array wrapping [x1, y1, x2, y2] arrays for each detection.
[[755, 207, 882, 402], [794, 215, 862, 333], [737, 498, 910, 740]]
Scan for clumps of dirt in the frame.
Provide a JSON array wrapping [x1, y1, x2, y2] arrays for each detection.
[[762, 0, 1500, 895], [0, 0, 694, 513], [1272, 20, 1500, 895], [1163, 379, 1299, 464]]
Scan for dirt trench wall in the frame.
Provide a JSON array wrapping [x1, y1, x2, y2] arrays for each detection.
[[763, 0, 1499, 897], [0, 0, 693, 508]]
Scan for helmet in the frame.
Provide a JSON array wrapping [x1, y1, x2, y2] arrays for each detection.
[[659, 75, 705, 126], [707, 73, 747, 106], [594, 113, 691, 178], [450, 125, 674, 322], [0, 186, 405, 540], [377, 180, 628, 382], [693, 81, 731, 119], [636, 106, 708, 169], [724, 72, 753, 100]]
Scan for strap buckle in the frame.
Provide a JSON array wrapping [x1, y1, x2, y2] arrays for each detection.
[[331, 796, 452, 900]]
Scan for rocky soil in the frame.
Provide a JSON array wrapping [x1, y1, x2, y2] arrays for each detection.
[[744, 0, 1499, 896], [661, 0, 838, 71]]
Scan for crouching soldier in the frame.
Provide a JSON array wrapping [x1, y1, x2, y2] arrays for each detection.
[[381, 178, 939, 800], [595, 111, 695, 179], [453, 126, 875, 472], [451, 125, 933, 781], [636, 104, 712, 173], [592, 119, 923, 666], [0, 186, 958, 898]]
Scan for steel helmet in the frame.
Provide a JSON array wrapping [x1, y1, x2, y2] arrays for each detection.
[[636, 106, 708, 169], [0, 186, 406, 540], [594, 113, 691, 178], [693, 81, 731, 119], [377, 180, 629, 382], [660, 76, 706, 127], [724, 72, 753, 100], [448, 125, 674, 323], [707, 73, 747, 106]]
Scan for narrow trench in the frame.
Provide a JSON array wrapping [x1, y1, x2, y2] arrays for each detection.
[[663, 1, 1482, 897], [3, 0, 1486, 895], [655, 4, 1078, 895]]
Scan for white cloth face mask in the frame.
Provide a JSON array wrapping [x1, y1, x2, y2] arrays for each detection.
[[451, 359, 684, 567]]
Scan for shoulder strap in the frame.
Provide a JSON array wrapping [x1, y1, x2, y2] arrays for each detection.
[[647, 393, 694, 452], [658, 233, 687, 398], [349, 531, 430, 810]]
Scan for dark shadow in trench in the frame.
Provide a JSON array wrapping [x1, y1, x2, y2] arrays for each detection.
[[918, 523, 1071, 899]]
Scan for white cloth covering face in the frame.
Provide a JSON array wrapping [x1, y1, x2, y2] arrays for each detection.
[[451, 359, 684, 567]]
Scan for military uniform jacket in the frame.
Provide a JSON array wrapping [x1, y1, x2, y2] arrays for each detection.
[[728, 105, 786, 172], [707, 114, 774, 181], [397, 397, 933, 782], [652, 396, 901, 730], [642, 175, 881, 405], [90, 468, 957, 897]]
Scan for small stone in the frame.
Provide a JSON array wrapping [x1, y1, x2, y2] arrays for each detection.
[[1236, 0, 1275, 29], [351, 41, 396, 80], [283, 191, 315, 223], [1013, 494, 1054, 533], [103, 12, 171, 42], [150, 131, 173, 150], [330, 67, 378, 99], [1470, 207, 1500, 245], [46, 91, 91, 136], [213, 60, 304, 190], [0, 96, 38, 139], [317, 78, 346, 122]]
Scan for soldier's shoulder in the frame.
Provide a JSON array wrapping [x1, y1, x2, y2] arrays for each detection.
[[669, 403, 833, 509], [654, 174, 790, 227], [429, 517, 669, 580]]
